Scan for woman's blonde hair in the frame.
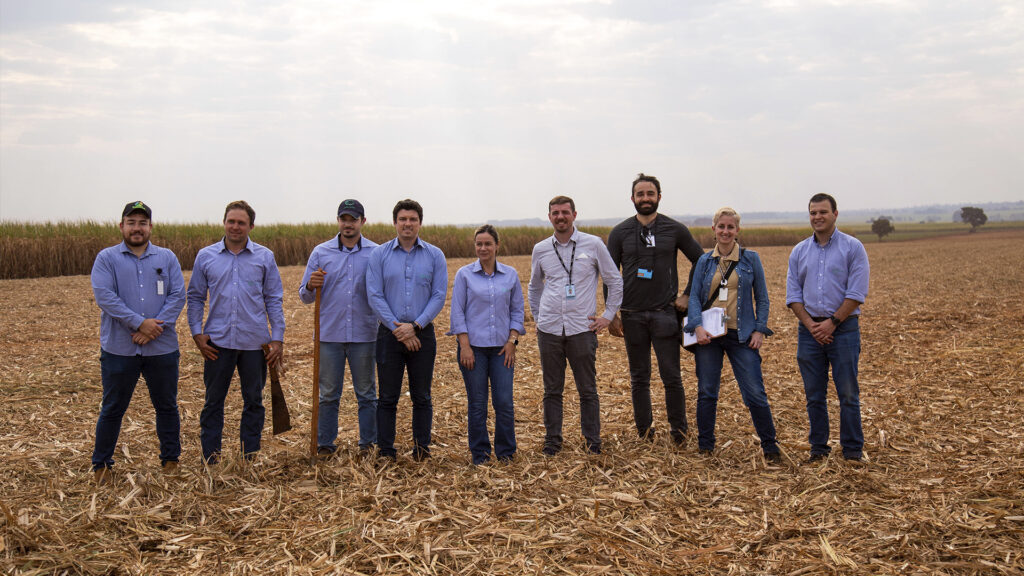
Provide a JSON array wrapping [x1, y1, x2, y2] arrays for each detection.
[[713, 207, 741, 226]]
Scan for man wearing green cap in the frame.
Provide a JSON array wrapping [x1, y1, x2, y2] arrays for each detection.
[[90, 201, 185, 484]]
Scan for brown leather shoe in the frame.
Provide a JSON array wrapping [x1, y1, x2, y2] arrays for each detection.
[[93, 468, 112, 485], [162, 461, 180, 474]]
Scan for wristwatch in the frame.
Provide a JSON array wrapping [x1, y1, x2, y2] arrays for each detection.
[[509, 338, 519, 347], [828, 315, 842, 327]]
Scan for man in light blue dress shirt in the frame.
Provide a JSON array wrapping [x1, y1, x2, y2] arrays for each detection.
[[188, 200, 285, 463], [300, 199, 379, 457], [90, 201, 185, 484], [366, 199, 448, 461], [786, 193, 871, 463]]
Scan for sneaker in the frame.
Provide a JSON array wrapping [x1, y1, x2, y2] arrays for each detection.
[[806, 453, 828, 464], [93, 467, 112, 486]]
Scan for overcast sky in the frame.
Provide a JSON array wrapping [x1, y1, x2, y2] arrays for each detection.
[[1, 0, 1021, 226]]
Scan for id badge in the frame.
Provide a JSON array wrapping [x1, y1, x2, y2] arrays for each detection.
[[718, 287, 728, 301], [637, 268, 653, 280], [565, 284, 577, 299], [157, 280, 165, 295]]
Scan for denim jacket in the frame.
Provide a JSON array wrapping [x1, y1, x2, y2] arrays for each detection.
[[685, 247, 774, 343]]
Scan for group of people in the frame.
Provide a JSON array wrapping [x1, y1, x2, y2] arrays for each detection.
[[89, 176, 870, 484]]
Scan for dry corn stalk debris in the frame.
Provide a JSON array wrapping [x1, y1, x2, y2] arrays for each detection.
[[1, 231, 1022, 574]]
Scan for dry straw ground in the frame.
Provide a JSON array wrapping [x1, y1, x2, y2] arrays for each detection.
[[2, 231, 1022, 575]]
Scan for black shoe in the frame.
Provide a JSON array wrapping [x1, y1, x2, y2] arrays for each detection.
[[316, 447, 334, 460], [671, 432, 687, 446], [411, 449, 431, 462], [542, 446, 559, 457], [806, 453, 828, 464], [844, 454, 864, 462], [764, 452, 782, 465], [638, 428, 656, 442], [698, 448, 714, 457], [587, 444, 602, 455]]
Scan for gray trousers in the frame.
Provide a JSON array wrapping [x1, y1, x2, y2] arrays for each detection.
[[537, 330, 601, 451]]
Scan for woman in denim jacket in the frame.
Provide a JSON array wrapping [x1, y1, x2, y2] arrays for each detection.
[[686, 207, 781, 463]]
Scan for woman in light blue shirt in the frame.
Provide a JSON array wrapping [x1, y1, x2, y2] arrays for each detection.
[[448, 225, 525, 464]]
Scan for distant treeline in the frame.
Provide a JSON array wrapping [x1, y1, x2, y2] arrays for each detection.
[[0, 221, 813, 279]]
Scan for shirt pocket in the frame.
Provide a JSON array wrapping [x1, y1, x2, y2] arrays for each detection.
[[240, 262, 266, 295]]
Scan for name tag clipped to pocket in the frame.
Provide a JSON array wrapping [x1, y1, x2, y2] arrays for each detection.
[[637, 268, 653, 280]]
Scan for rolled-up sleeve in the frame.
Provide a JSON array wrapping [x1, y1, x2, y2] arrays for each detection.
[[845, 242, 870, 304]]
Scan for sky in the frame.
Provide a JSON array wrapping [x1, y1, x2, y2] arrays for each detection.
[[1, 0, 1022, 226]]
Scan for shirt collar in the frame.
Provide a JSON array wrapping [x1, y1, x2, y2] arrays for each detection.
[[552, 227, 579, 246], [471, 260, 504, 275], [118, 241, 152, 257], [338, 234, 365, 252], [712, 243, 740, 261], [217, 237, 253, 253], [390, 237, 422, 251]]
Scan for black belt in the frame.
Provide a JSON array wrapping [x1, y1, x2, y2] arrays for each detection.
[[810, 315, 858, 322]]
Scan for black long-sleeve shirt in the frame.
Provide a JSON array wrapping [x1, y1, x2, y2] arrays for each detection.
[[606, 214, 704, 312]]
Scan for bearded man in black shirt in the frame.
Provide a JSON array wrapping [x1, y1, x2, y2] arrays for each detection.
[[608, 173, 704, 444]]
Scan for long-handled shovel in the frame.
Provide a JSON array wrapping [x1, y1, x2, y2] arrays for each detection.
[[310, 282, 322, 465], [262, 344, 292, 435]]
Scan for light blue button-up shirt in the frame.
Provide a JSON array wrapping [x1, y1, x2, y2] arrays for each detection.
[[299, 235, 379, 343], [786, 228, 870, 317], [91, 241, 185, 356], [366, 237, 448, 329], [448, 260, 525, 347], [187, 238, 285, 350]]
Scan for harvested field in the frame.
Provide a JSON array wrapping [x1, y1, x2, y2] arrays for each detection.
[[1, 230, 1022, 575]]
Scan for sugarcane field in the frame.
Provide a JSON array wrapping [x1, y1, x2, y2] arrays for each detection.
[[2, 229, 1022, 575]]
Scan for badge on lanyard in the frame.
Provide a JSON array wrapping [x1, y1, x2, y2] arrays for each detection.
[[565, 284, 576, 299]]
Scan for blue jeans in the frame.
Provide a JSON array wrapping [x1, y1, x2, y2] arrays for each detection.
[[458, 343, 516, 464], [621, 309, 687, 439], [317, 341, 377, 451], [199, 346, 266, 461], [376, 324, 436, 459], [797, 317, 863, 458], [93, 350, 181, 470], [693, 331, 778, 454]]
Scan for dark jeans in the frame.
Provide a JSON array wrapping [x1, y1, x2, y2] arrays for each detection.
[[693, 330, 778, 454], [376, 324, 436, 459], [93, 350, 181, 471], [621, 309, 687, 439], [199, 346, 266, 461], [537, 330, 601, 452], [797, 316, 863, 458], [458, 343, 516, 464]]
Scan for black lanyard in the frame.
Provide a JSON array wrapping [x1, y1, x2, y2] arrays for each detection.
[[634, 220, 657, 270], [553, 239, 576, 284]]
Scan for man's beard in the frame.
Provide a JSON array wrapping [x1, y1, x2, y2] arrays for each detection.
[[634, 200, 658, 216]]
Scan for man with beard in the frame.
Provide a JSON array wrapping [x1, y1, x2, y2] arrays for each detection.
[[528, 196, 623, 456], [299, 199, 379, 457], [607, 174, 704, 445], [90, 201, 186, 484]]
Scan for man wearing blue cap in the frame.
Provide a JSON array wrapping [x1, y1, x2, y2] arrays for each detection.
[[300, 200, 380, 457], [90, 201, 185, 484]]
